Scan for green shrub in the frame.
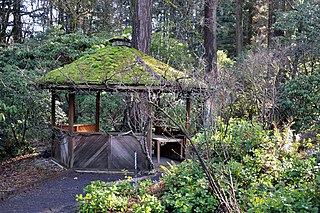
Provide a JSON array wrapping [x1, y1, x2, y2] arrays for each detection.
[[192, 119, 319, 212], [193, 118, 272, 162], [247, 181, 318, 213], [161, 161, 218, 213], [76, 178, 164, 213], [77, 119, 319, 212], [279, 73, 320, 132]]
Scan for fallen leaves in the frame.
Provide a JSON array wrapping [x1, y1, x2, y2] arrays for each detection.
[[0, 154, 65, 192]]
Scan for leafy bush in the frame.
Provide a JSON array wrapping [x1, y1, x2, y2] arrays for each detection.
[[77, 119, 319, 212], [192, 119, 319, 212], [193, 118, 270, 162], [77, 163, 218, 213], [76, 177, 164, 213], [0, 64, 50, 160], [279, 73, 320, 132], [161, 161, 218, 213]]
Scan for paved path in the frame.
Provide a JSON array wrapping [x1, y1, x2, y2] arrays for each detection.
[[0, 172, 133, 213]]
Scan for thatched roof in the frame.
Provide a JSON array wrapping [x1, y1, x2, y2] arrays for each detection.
[[39, 44, 191, 91]]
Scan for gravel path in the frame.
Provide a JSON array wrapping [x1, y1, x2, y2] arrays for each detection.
[[0, 171, 159, 213]]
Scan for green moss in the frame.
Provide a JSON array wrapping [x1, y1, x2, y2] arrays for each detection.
[[40, 45, 186, 86]]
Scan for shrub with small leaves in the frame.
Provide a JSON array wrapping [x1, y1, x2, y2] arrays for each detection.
[[193, 119, 319, 212], [161, 161, 218, 213], [76, 178, 164, 213]]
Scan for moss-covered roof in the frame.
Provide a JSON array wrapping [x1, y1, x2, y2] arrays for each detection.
[[40, 45, 188, 90]]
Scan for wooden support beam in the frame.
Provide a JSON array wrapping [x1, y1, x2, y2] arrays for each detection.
[[51, 90, 56, 158], [95, 92, 100, 132], [68, 93, 75, 133], [155, 95, 161, 126], [186, 97, 191, 132], [146, 100, 153, 157], [68, 92, 75, 168], [51, 91, 56, 127], [184, 97, 191, 158]]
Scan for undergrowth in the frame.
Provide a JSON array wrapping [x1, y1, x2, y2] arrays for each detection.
[[77, 119, 319, 212]]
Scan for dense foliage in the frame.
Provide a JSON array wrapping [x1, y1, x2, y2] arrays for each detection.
[[279, 73, 320, 132], [0, 31, 109, 161], [76, 177, 165, 213], [160, 162, 218, 213], [77, 119, 319, 212], [193, 119, 319, 211]]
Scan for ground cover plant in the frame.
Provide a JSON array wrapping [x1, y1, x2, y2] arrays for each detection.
[[76, 177, 165, 213], [77, 119, 319, 212]]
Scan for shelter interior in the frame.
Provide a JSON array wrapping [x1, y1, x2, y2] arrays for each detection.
[[50, 89, 191, 171]]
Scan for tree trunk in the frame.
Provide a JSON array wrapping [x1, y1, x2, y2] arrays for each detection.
[[12, 0, 22, 43], [267, 0, 272, 47], [273, 0, 285, 37], [131, 0, 153, 54], [236, 0, 243, 56], [0, 0, 11, 44], [204, 0, 218, 77], [204, 0, 218, 129], [130, 0, 153, 155], [247, 0, 254, 46], [268, 0, 286, 47], [54, 0, 66, 32]]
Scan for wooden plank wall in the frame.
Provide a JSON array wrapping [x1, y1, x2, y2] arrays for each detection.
[[73, 133, 110, 168], [52, 128, 69, 167], [52, 128, 152, 170], [110, 135, 151, 170]]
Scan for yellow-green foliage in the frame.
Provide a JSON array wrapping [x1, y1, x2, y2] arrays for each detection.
[[41, 45, 185, 85], [217, 50, 234, 69]]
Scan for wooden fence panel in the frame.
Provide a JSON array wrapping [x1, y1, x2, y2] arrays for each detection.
[[73, 133, 110, 168], [110, 135, 151, 170], [52, 128, 69, 167], [52, 128, 152, 170]]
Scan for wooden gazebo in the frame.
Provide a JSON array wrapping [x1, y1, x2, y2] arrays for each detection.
[[39, 41, 197, 171]]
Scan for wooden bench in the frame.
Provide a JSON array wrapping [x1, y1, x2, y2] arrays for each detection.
[[152, 135, 183, 164]]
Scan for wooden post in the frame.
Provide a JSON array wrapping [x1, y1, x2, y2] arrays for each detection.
[[146, 100, 153, 158], [68, 92, 75, 168], [184, 97, 191, 158], [51, 90, 56, 158], [156, 95, 161, 127], [51, 91, 56, 127], [186, 97, 191, 132], [95, 92, 100, 132]]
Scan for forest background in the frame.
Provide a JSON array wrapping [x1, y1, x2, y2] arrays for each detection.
[[0, 0, 319, 211]]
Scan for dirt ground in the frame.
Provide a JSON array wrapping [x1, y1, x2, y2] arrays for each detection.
[[0, 154, 65, 193]]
